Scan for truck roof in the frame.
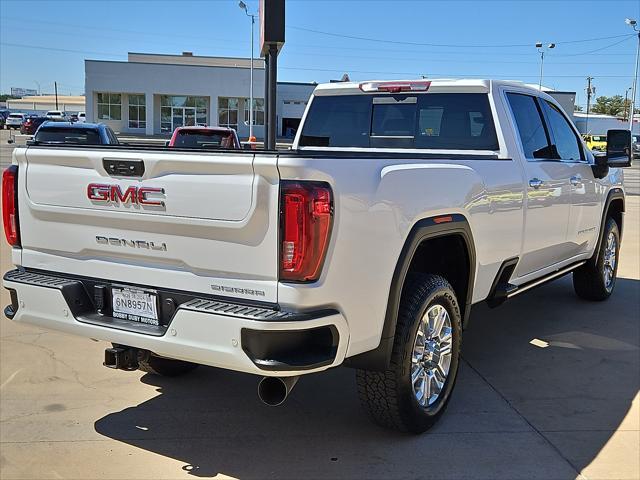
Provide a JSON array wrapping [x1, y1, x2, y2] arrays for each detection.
[[312, 78, 537, 96]]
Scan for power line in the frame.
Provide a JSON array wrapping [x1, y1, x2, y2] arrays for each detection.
[[554, 36, 635, 56], [1, 42, 634, 80], [287, 25, 635, 49]]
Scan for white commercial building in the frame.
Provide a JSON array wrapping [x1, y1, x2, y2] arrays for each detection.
[[85, 52, 316, 139]]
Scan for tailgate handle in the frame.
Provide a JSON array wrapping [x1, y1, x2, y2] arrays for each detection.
[[103, 158, 145, 177]]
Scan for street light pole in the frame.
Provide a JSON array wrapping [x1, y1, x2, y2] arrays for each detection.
[[626, 19, 639, 132], [536, 42, 555, 90], [239, 1, 257, 142]]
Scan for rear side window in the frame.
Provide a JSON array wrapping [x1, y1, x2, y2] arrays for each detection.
[[35, 127, 101, 145], [506, 93, 550, 159], [299, 93, 498, 150]]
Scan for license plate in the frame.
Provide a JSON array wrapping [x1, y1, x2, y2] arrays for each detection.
[[111, 287, 159, 326]]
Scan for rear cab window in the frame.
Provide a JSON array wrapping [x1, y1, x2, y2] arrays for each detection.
[[298, 92, 499, 150], [35, 127, 101, 145], [172, 130, 238, 149]]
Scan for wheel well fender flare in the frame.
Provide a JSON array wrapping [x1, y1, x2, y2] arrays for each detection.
[[592, 188, 625, 264], [344, 213, 476, 371]]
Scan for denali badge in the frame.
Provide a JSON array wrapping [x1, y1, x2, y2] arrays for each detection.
[[87, 184, 165, 207], [96, 236, 167, 251]]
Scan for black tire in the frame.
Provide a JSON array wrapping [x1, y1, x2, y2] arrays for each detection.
[[356, 274, 462, 433], [573, 217, 620, 301], [138, 353, 199, 377]]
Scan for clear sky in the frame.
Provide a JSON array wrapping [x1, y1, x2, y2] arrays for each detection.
[[1, 0, 639, 108]]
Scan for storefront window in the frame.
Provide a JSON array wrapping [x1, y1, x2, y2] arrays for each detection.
[[218, 97, 240, 129], [243, 98, 265, 126], [128, 94, 146, 129], [97, 93, 121, 120], [160, 95, 209, 132]]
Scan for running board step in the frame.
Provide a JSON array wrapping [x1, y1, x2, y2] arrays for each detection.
[[506, 261, 586, 299], [487, 260, 586, 307]]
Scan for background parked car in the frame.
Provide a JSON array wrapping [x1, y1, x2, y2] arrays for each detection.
[[77, 112, 86, 123], [45, 110, 66, 120], [5, 113, 25, 129], [632, 134, 640, 159], [20, 116, 48, 135], [168, 126, 241, 149], [32, 122, 120, 145]]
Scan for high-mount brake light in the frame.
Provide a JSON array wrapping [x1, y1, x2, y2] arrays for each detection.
[[280, 181, 333, 282], [358, 80, 431, 93], [2, 165, 20, 246]]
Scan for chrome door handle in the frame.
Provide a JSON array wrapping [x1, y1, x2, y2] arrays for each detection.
[[570, 175, 582, 186], [529, 178, 543, 189]]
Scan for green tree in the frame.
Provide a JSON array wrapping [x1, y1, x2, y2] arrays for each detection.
[[591, 95, 630, 116]]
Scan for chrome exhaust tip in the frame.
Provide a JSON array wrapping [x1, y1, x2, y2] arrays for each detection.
[[257, 376, 299, 406]]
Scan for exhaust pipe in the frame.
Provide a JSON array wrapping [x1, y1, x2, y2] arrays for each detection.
[[257, 376, 299, 406]]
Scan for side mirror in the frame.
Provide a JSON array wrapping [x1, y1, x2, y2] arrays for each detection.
[[606, 129, 632, 168], [26, 140, 35, 146]]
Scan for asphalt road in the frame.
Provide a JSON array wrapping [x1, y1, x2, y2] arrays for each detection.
[[0, 129, 638, 479]]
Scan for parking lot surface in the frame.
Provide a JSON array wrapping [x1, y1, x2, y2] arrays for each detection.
[[0, 128, 638, 479]]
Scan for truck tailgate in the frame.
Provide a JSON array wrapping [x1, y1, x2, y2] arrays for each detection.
[[17, 147, 280, 303]]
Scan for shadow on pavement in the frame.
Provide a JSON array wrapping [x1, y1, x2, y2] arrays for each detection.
[[95, 276, 639, 479]]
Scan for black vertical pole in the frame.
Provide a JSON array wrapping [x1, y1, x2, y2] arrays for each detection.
[[264, 53, 270, 148], [54, 81, 59, 110], [267, 44, 277, 150]]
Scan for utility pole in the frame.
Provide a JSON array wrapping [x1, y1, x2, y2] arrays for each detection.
[[626, 18, 640, 131], [624, 87, 632, 121], [586, 77, 594, 133], [54, 81, 59, 110]]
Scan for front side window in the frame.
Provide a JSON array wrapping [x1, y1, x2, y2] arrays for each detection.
[[506, 93, 551, 159], [128, 94, 146, 129], [97, 93, 121, 120], [541, 101, 582, 161]]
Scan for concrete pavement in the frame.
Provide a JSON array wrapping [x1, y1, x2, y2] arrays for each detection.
[[0, 131, 638, 479]]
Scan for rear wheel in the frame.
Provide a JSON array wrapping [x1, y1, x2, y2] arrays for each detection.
[[573, 217, 620, 301], [356, 274, 462, 433], [138, 353, 199, 377]]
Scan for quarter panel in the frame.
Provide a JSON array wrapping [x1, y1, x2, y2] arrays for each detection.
[[277, 154, 524, 357]]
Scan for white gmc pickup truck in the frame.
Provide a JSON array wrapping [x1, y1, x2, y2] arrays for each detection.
[[2, 79, 633, 433]]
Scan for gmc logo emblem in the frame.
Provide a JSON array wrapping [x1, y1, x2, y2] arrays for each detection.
[[87, 184, 165, 207]]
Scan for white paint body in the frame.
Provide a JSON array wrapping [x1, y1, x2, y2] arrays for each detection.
[[4, 80, 624, 376]]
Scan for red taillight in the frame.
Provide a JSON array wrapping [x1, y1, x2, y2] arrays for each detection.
[[280, 181, 333, 282], [2, 165, 20, 246]]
